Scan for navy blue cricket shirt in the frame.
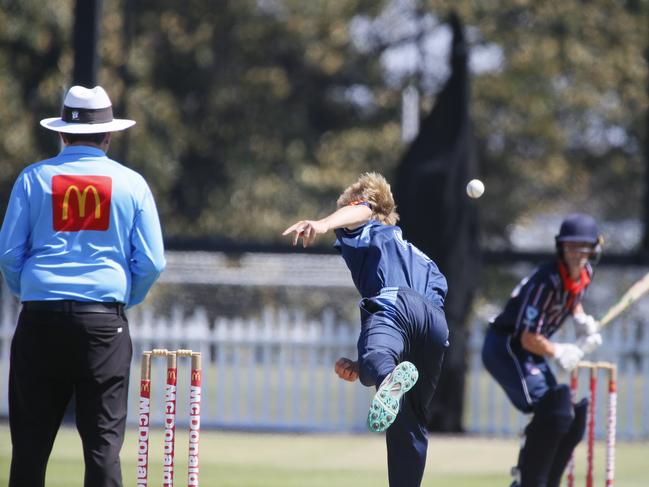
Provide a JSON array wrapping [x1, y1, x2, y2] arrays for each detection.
[[334, 220, 447, 308], [490, 260, 593, 339]]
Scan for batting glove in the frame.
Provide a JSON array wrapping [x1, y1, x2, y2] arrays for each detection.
[[573, 313, 600, 337], [553, 342, 584, 371], [576, 332, 603, 355]]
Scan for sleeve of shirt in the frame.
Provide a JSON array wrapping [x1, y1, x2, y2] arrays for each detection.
[[516, 275, 555, 334], [0, 174, 31, 296], [333, 223, 371, 250], [127, 183, 166, 308]]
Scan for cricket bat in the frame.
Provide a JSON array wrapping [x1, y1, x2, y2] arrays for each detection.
[[598, 271, 649, 328]]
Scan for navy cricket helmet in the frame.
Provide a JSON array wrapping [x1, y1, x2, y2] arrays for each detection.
[[555, 213, 603, 260], [556, 213, 600, 244]]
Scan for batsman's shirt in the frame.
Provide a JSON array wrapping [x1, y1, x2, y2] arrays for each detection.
[[490, 260, 593, 339], [334, 221, 447, 307], [0, 145, 165, 307]]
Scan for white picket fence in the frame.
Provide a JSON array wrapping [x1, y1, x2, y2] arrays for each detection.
[[126, 305, 372, 432], [0, 287, 373, 433], [1, 282, 648, 439]]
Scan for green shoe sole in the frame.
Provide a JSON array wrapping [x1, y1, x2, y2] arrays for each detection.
[[367, 361, 418, 433]]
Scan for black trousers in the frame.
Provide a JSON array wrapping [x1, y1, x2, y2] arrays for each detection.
[[9, 306, 131, 487]]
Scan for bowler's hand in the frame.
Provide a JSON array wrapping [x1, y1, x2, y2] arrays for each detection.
[[282, 220, 329, 248], [335, 357, 359, 382]]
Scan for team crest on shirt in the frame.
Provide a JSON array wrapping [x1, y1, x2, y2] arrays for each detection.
[[525, 305, 539, 322], [52, 175, 112, 231], [525, 362, 542, 375]]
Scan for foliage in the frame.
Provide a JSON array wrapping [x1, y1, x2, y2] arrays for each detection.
[[0, 0, 72, 198], [0, 0, 646, 246], [441, 1, 648, 241], [104, 0, 399, 240]]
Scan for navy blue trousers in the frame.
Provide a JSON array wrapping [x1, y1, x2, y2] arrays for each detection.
[[357, 288, 449, 487], [481, 327, 556, 413], [482, 328, 585, 486]]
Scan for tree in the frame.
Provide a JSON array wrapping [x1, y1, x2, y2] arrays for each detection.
[[0, 0, 72, 204], [431, 1, 648, 243], [1, 0, 646, 247], [395, 12, 480, 432]]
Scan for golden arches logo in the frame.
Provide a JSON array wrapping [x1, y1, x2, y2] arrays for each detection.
[[192, 371, 202, 382], [167, 370, 177, 381], [141, 382, 150, 392], [62, 185, 101, 220]]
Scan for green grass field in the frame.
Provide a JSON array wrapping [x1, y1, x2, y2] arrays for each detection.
[[0, 424, 647, 486]]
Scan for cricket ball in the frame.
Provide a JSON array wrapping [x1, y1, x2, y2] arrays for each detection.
[[466, 179, 485, 199]]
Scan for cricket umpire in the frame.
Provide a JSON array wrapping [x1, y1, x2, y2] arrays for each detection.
[[0, 85, 166, 486], [482, 214, 604, 487]]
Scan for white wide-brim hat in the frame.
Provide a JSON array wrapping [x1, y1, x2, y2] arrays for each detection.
[[40, 85, 135, 134]]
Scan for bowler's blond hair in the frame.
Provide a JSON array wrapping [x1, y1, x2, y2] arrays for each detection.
[[337, 172, 399, 225]]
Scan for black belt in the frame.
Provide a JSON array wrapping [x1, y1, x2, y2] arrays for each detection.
[[22, 300, 125, 314]]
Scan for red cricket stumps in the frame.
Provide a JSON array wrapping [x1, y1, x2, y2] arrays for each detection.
[[565, 361, 617, 487], [188, 352, 202, 486], [586, 367, 597, 487], [137, 349, 201, 487], [163, 351, 178, 487], [137, 352, 152, 487], [605, 366, 617, 487]]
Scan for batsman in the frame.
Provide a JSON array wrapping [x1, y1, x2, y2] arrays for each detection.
[[482, 213, 604, 487]]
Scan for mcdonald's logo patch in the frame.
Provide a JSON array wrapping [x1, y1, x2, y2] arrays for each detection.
[[52, 175, 112, 231]]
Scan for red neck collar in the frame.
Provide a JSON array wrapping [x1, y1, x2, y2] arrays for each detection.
[[558, 261, 590, 309]]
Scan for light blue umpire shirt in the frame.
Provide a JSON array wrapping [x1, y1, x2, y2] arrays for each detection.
[[0, 145, 166, 307]]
